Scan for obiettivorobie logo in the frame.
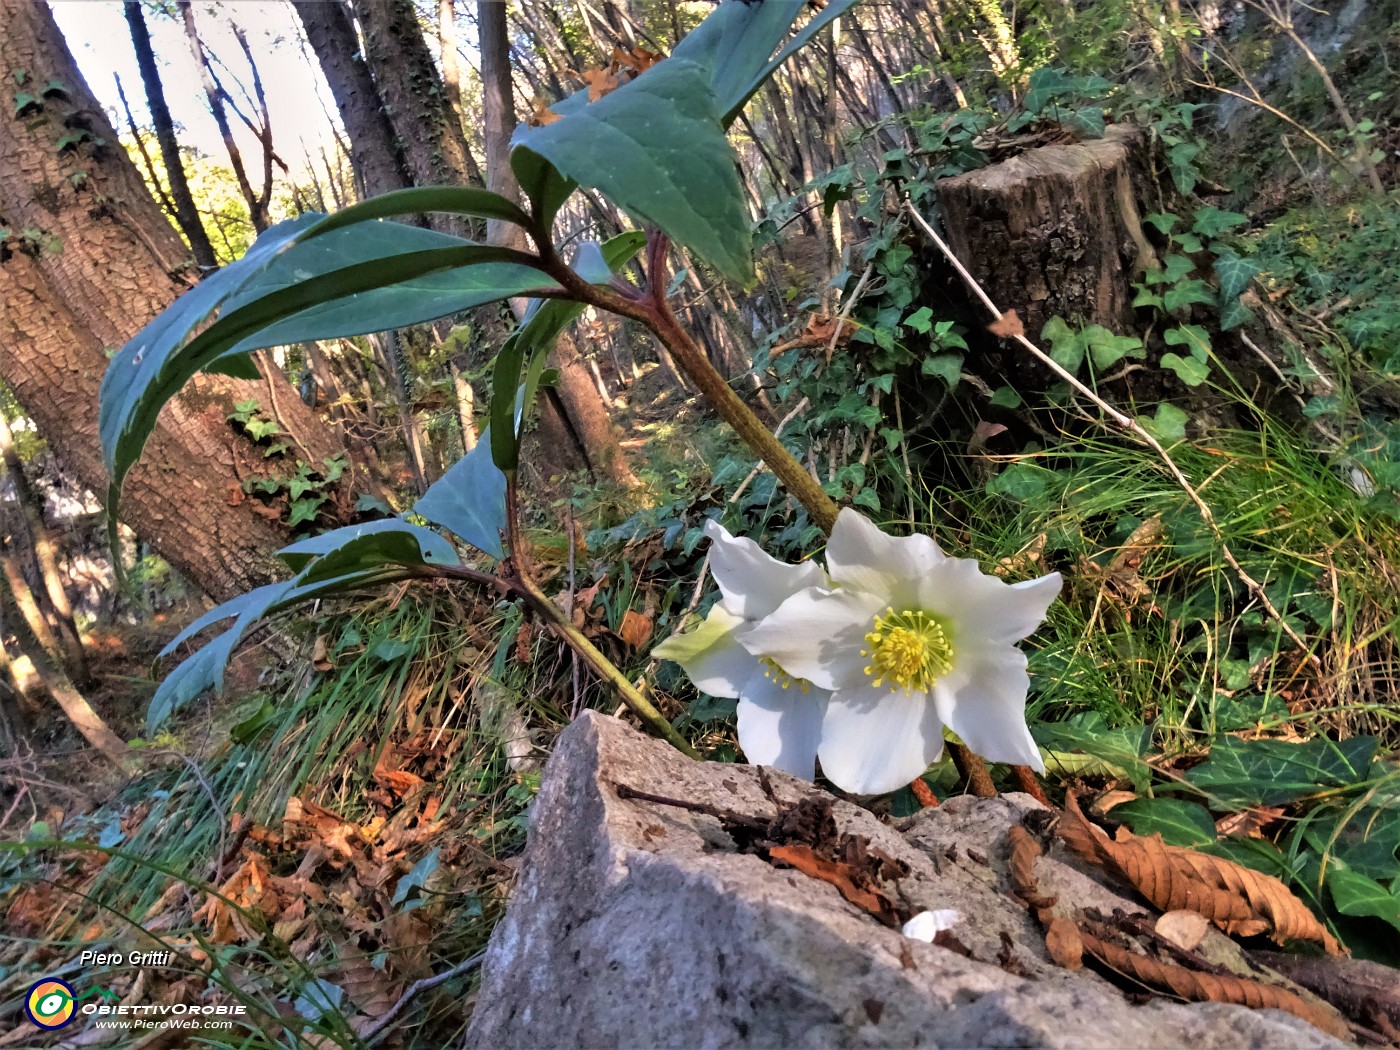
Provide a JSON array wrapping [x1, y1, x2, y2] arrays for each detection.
[[24, 978, 121, 1030]]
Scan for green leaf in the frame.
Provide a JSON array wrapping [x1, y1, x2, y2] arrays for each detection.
[[1031, 713, 1154, 791], [1213, 251, 1262, 303], [1024, 67, 1070, 113], [278, 519, 460, 577], [989, 385, 1023, 408], [149, 521, 461, 731], [489, 335, 527, 473], [1064, 106, 1105, 138], [412, 437, 508, 560], [487, 230, 645, 474], [987, 462, 1060, 502], [296, 187, 532, 241], [669, 0, 859, 127], [1192, 206, 1248, 238], [510, 147, 577, 232], [1219, 298, 1254, 331], [1161, 352, 1210, 386], [392, 847, 441, 910], [1327, 867, 1400, 930], [1111, 798, 1218, 847], [1186, 736, 1378, 807], [287, 496, 326, 528], [1139, 402, 1189, 443], [1082, 325, 1142, 370], [514, 58, 752, 283], [100, 215, 555, 524], [1040, 316, 1084, 374], [1164, 324, 1211, 356], [903, 306, 933, 334], [1163, 279, 1216, 313], [921, 351, 963, 386]]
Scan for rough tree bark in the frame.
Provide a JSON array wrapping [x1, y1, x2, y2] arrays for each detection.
[[352, 0, 485, 202], [292, 0, 410, 200], [0, 0, 344, 602], [124, 1, 217, 270], [935, 126, 1157, 338]]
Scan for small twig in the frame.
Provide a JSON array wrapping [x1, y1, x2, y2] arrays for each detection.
[[730, 396, 810, 505], [826, 263, 874, 363], [362, 953, 485, 1044], [614, 781, 772, 832], [904, 201, 1320, 667], [566, 505, 581, 719]]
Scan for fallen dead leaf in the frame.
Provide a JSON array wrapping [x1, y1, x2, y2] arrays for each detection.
[[1155, 909, 1210, 951], [987, 309, 1025, 338], [769, 843, 902, 928], [1045, 917, 1084, 970], [1058, 793, 1344, 955], [1215, 806, 1284, 839], [617, 609, 653, 650], [1091, 790, 1139, 816]]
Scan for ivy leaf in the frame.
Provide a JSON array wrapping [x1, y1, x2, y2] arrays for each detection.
[[1161, 352, 1210, 386], [1162, 279, 1216, 313], [1040, 316, 1084, 374], [1327, 867, 1400, 930], [1138, 402, 1189, 443], [1214, 251, 1262, 303], [1219, 297, 1254, 332], [287, 496, 327, 527], [514, 58, 752, 283], [903, 306, 933, 334], [1111, 798, 1218, 847], [1082, 325, 1142, 370], [1186, 736, 1377, 807], [1192, 206, 1248, 238], [921, 351, 963, 387], [1024, 66, 1070, 113]]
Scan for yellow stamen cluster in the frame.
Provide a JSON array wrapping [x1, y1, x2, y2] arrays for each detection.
[[861, 607, 954, 693], [760, 656, 811, 693]]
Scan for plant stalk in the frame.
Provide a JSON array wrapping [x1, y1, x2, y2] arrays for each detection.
[[505, 475, 698, 758]]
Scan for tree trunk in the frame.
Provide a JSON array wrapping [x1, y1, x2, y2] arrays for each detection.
[[0, 577, 127, 765], [179, 2, 269, 232], [353, 0, 485, 204], [293, 0, 410, 200], [0, 0, 345, 603], [124, 1, 217, 270], [0, 411, 89, 685], [478, 0, 520, 245], [935, 126, 1157, 338]]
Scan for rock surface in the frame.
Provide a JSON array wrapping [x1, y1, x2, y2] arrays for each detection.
[[465, 712, 1347, 1049]]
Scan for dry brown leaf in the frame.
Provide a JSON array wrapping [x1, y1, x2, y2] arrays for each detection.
[[1045, 917, 1084, 970], [617, 609, 653, 650], [581, 66, 621, 101], [1215, 806, 1284, 839], [1155, 909, 1210, 951], [1006, 825, 1057, 920], [1059, 793, 1344, 954], [527, 97, 560, 127], [769, 843, 901, 928], [311, 634, 333, 672], [1076, 927, 1350, 1039], [987, 309, 1025, 338], [612, 45, 664, 75], [1091, 789, 1139, 816]]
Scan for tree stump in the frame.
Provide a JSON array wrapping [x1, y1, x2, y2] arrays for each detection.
[[936, 125, 1158, 339]]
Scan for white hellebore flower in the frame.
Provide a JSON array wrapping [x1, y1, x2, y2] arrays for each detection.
[[742, 509, 1062, 795], [652, 520, 832, 780]]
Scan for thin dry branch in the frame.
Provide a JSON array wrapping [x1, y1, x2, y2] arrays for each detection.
[[904, 202, 1320, 667]]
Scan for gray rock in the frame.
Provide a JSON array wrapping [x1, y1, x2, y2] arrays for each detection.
[[465, 711, 1347, 1050]]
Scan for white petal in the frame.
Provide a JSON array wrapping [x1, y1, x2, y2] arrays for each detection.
[[826, 509, 946, 605], [703, 519, 825, 621], [652, 605, 755, 698], [916, 561, 1061, 648], [902, 909, 962, 942], [933, 649, 1045, 772], [817, 681, 945, 795], [736, 675, 829, 781], [739, 587, 884, 691]]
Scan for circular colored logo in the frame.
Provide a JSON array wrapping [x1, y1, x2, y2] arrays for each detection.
[[25, 978, 76, 1030]]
